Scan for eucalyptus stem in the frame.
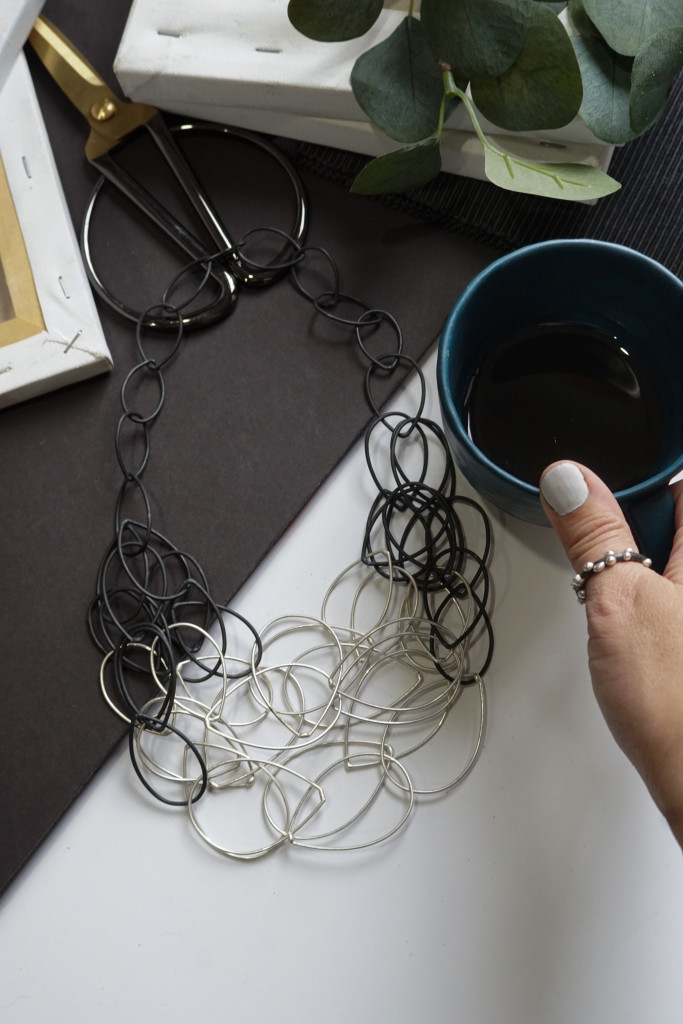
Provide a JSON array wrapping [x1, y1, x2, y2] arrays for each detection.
[[435, 90, 447, 138], [442, 70, 490, 152], [442, 69, 539, 170]]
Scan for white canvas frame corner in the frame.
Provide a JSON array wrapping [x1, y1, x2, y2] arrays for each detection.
[[0, 0, 44, 95], [0, 53, 112, 409]]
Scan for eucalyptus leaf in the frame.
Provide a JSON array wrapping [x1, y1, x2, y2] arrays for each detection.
[[421, 0, 532, 79], [471, 3, 582, 131], [287, 0, 383, 42], [350, 138, 442, 195], [484, 148, 621, 198], [572, 35, 638, 143], [450, 78, 620, 199], [582, 0, 683, 57], [350, 17, 446, 142], [567, 0, 600, 37], [630, 27, 683, 133]]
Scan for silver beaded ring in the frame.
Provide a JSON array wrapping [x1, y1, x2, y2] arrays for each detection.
[[571, 548, 653, 603]]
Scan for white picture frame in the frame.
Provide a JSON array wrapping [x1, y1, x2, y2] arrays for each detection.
[[0, 53, 112, 409], [0, 0, 44, 95]]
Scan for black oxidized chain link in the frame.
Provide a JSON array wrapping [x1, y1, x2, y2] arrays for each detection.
[[88, 227, 494, 804]]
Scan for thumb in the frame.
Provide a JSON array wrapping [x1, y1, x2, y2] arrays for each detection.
[[539, 462, 648, 590]]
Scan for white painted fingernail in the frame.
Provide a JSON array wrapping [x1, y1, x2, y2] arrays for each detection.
[[540, 463, 589, 515]]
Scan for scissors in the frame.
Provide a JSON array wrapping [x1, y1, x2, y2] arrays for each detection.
[[28, 15, 308, 329]]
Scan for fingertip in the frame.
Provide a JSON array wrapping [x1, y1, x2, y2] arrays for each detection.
[[539, 461, 636, 573], [540, 462, 589, 516]]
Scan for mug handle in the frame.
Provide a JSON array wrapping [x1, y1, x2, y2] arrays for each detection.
[[622, 487, 676, 575]]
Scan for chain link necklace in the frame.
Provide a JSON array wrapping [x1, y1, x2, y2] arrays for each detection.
[[86, 170, 494, 857]]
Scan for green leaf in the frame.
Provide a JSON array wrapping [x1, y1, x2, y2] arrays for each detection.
[[572, 35, 637, 143], [350, 17, 446, 142], [630, 27, 683, 133], [582, 0, 682, 57], [484, 147, 621, 198], [444, 77, 620, 201], [471, 3, 583, 131], [567, 0, 600, 38], [421, 0, 533, 79], [350, 138, 442, 194], [287, 0, 383, 42]]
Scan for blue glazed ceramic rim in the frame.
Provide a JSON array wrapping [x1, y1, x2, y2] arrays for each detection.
[[436, 239, 683, 502]]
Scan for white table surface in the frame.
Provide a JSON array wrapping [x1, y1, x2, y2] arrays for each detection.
[[1, 347, 682, 1024]]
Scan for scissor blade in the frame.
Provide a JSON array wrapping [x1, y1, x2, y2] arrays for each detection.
[[29, 16, 114, 119], [28, 15, 157, 159]]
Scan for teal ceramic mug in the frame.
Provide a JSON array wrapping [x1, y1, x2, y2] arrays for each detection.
[[436, 240, 683, 572]]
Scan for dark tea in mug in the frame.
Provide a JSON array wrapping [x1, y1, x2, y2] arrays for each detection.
[[437, 240, 683, 570], [462, 321, 666, 492]]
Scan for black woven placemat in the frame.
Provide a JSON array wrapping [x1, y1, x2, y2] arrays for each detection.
[[277, 74, 683, 278]]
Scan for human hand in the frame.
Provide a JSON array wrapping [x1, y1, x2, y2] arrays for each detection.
[[540, 461, 683, 848]]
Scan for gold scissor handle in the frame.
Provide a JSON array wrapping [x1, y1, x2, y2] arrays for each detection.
[[29, 15, 157, 160]]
